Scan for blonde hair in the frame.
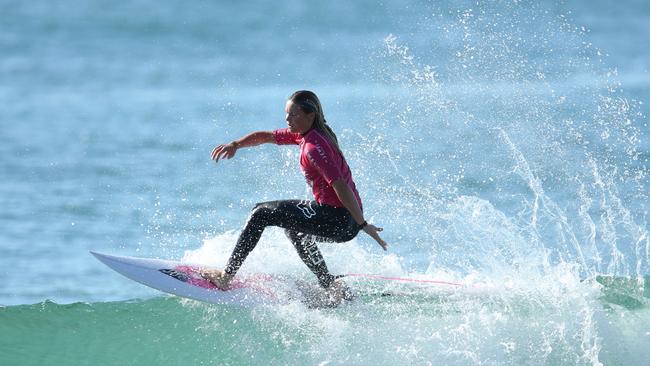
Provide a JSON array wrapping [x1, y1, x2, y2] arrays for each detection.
[[289, 90, 343, 156]]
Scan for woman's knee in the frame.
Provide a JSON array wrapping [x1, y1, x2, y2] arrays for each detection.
[[284, 228, 298, 240], [251, 201, 277, 218], [242, 202, 275, 229]]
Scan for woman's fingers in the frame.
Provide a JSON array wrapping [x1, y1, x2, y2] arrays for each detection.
[[211, 144, 237, 162], [211, 145, 224, 160], [376, 237, 388, 251], [364, 225, 388, 251]]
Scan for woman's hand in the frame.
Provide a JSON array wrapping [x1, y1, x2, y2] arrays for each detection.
[[363, 224, 388, 251], [211, 142, 238, 162]]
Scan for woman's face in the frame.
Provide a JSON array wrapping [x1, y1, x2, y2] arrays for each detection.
[[285, 100, 315, 134]]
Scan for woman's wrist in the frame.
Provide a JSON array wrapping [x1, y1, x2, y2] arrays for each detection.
[[358, 221, 368, 230], [231, 140, 240, 148]]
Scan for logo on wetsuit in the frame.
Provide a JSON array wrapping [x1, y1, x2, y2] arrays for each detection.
[[296, 200, 316, 218], [305, 240, 324, 265]]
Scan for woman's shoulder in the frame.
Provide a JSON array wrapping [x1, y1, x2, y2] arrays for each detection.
[[302, 129, 331, 146]]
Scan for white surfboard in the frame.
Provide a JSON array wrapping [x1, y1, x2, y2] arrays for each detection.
[[91, 251, 463, 308], [91, 251, 293, 307]]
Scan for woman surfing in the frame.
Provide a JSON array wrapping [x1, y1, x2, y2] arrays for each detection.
[[201, 90, 387, 300]]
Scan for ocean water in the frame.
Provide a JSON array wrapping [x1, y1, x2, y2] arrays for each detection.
[[1, 0, 649, 365]]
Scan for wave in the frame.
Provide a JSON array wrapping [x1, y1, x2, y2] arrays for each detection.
[[2, 276, 648, 365]]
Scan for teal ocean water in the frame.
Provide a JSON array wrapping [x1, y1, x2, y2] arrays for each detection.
[[1, 277, 649, 365], [1, 0, 649, 364]]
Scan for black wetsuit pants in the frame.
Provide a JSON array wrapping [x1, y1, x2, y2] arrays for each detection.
[[224, 200, 359, 288]]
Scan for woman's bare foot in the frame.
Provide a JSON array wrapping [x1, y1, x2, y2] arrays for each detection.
[[198, 268, 233, 290], [325, 279, 356, 305]]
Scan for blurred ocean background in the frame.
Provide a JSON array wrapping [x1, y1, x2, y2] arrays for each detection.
[[1, 0, 648, 364]]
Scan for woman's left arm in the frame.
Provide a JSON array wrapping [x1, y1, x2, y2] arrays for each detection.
[[331, 180, 388, 251]]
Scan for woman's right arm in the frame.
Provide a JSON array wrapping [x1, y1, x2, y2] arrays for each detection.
[[211, 131, 275, 162]]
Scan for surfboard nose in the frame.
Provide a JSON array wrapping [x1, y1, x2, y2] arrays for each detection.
[[89, 251, 125, 268], [89, 251, 110, 265]]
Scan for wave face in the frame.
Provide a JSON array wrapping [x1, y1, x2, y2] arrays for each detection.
[[1, 278, 649, 366], [1, 0, 649, 364]]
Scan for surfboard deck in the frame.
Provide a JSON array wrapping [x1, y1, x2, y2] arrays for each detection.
[[90, 251, 463, 308], [91, 251, 296, 307]]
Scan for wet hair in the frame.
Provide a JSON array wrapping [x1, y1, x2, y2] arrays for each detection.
[[289, 90, 343, 156]]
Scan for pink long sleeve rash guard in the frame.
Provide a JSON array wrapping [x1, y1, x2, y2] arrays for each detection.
[[273, 128, 363, 211]]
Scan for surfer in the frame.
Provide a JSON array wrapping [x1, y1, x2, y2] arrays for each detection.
[[201, 91, 387, 300]]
